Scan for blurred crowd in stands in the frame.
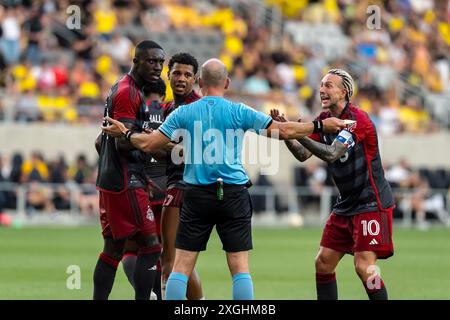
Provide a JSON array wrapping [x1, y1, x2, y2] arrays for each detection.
[[1, 151, 449, 228], [0, 0, 448, 133], [252, 158, 450, 228], [0, 151, 98, 216]]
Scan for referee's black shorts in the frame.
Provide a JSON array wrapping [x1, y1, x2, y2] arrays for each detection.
[[176, 183, 253, 252]]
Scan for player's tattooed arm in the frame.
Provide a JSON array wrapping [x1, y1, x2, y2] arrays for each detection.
[[298, 136, 347, 163], [284, 139, 313, 162], [268, 109, 312, 162]]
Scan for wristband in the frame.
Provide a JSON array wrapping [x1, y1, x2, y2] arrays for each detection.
[[312, 120, 323, 133], [125, 129, 134, 141]]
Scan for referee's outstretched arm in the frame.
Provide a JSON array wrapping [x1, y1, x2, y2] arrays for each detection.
[[265, 116, 346, 140], [102, 114, 346, 154], [101, 112, 347, 154], [101, 116, 170, 153]]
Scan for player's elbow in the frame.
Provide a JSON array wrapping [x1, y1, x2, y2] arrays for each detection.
[[323, 155, 338, 163], [297, 154, 310, 162], [322, 151, 343, 163]]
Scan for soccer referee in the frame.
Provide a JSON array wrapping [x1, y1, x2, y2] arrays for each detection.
[[102, 58, 346, 300]]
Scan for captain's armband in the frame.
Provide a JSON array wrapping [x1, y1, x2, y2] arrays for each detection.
[[336, 129, 355, 150]]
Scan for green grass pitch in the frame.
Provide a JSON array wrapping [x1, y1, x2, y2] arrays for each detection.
[[1, 225, 449, 299]]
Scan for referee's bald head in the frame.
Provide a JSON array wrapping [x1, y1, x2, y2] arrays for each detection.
[[200, 59, 229, 89]]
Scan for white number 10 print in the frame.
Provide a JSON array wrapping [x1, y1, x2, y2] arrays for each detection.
[[361, 219, 380, 236]]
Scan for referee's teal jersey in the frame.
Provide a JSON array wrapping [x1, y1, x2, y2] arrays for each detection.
[[158, 96, 272, 185]]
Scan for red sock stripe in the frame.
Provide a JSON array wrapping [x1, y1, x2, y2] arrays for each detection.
[[99, 252, 120, 269], [364, 276, 385, 293], [138, 244, 162, 255], [122, 252, 137, 260], [316, 272, 336, 284]]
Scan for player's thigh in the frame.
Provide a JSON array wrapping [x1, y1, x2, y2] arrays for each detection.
[[161, 205, 180, 248], [102, 237, 126, 260], [151, 202, 163, 238], [315, 246, 345, 273], [131, 231, 160, 250]]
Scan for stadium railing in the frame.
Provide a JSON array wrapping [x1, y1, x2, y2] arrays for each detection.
[[1, 182, 448, 228]]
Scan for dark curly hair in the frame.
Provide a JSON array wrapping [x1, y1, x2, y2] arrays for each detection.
[[143, 77, 166, 97], [168, 52, 199, 75]]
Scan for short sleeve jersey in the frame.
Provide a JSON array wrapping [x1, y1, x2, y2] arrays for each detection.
[[96, 74, 146, 193], [162, 91, 201, 188], [159, 96, 272, 185], [309, 103, 394, 215]]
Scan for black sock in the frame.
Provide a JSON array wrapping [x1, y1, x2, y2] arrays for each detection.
[[133, 251, 161, 300], [316, 272, 338, 300], [93, 253, 119, 300], [364, 277, 388, 300], [153, 270, 162, 300], [122, 253, 137, 289]]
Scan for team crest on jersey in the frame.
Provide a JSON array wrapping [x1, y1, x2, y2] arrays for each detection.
[[146, 206, 154, 221], [347, 121, 356, 133]]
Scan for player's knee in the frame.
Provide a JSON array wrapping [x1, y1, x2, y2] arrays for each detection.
[[138, 246, 161, 266], [315, 254, 334, 273], [136, 234, 162, 258], [123, 240, 139, 254], [134, 232, 160, 248], [354, 260, 371, 279], [101, 248, 122, 262], [103, 238, 125, 261]]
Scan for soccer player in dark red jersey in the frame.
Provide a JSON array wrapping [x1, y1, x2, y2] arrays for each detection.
[[271, 69, 394, 300], [160, 53, 204, 300], [94, 40, 165, 300], [121, 78, 168, 300]]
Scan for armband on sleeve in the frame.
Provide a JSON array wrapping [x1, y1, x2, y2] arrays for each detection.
[[336, 130, 355, 150]]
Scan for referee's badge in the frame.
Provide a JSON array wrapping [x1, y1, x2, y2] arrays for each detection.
[[146, 206, 155, 221]]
